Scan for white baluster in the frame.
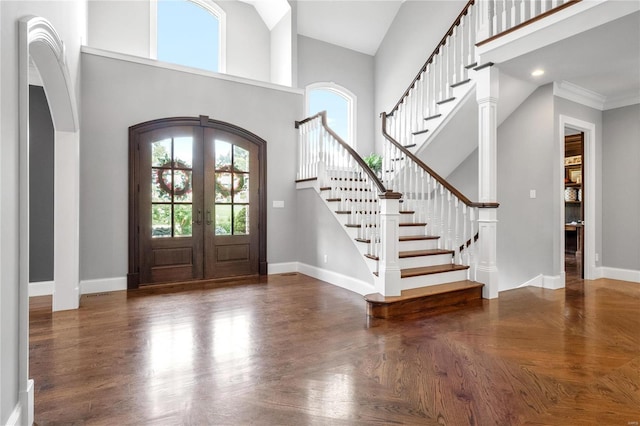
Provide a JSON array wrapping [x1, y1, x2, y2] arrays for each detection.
[[468, 4, 477, 66], [454, 198, 460, 263], [501, 0, 508, 32]]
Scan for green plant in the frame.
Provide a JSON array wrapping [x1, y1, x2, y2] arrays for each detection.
[[363, 153, 383, 175]]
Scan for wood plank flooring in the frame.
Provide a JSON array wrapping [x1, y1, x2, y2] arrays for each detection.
[[30, 274, 640, 425]]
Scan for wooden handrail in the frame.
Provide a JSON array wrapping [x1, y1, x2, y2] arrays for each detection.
[[388, 0, 475, 116], [296, 111, 388, 194], [381, 113, 498, 209]]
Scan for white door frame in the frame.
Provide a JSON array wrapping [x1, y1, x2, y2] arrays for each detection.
[[558, 115, 596, 282], [18, 15, 80, 424]]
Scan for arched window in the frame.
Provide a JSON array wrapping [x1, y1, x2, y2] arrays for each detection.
[[306, 83, 357, 147], [153, 0, 226, 73]]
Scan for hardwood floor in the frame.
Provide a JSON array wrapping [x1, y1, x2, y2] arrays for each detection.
[[30, 274, 640, 425]]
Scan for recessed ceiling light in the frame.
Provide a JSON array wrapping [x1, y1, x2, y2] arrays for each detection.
[[531, 69, 545, 77]]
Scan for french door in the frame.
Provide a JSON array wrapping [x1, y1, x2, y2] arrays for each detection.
[[128, 117, 266, 288]]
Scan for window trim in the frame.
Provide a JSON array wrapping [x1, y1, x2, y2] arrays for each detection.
[[150, 0, 227, 73], [305, 82, 357, 149]]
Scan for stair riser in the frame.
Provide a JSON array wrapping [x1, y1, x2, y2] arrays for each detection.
[[400, 269, 468, 291], [399, 226, 428, 237], [399, 239, 440, 251], [399, 254, 453, 270], [364, 257, 379, 274]]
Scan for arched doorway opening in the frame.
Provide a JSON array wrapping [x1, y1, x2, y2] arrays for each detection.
[[18, 15, 80, 423]]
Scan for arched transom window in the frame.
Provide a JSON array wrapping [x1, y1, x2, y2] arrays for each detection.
[[154, 0, 226, 73], [306, 82, 357, 147]]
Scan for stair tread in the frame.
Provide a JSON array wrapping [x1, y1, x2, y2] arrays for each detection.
[[412, 128, 430, 136], [424, 113, 442, 121], [451, 78, 471, 88], [399, 210, 415, 214], [401, 263, 468, 278], [436, 97, 456, 105], [399, 222, 427, 227], [399, 235, 440, 241], [364, 280, 483, 304], [399, 249, 453, 258]]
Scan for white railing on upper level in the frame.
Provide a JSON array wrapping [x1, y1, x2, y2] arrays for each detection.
[[385, 0, 577, 150], [296, 112, 387, 260], [477, 0, 577, 41]]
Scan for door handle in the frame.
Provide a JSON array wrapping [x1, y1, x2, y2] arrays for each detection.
[[194, 209, 202, 225], [206, 210, 212, 225]]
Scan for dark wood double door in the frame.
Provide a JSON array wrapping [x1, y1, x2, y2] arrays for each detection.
[[129, 117, 266, 287]]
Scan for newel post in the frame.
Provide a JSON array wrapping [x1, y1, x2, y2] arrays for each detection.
[[376, 191, 402, 296], [476, 64, 499, 299]]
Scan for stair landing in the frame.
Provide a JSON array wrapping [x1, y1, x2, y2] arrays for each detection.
[[364, 280, 484, 319]]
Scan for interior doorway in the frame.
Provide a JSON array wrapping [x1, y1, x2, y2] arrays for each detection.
[[128, 116, 267, 288], [559, 115, 596, 284], [564, 130, 584, 279]]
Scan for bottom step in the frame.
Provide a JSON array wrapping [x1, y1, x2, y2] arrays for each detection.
[[364, 280, 484, 319]]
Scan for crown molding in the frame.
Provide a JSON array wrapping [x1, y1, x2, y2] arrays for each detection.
[[553, 80, 606, 111]]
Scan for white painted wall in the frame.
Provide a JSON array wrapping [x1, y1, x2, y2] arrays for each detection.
[[87, 0, 271, 82], [80, 51, 302, 281], [270, 10, 292, 86], [374, 0, 467, 150], [295, 189, 375, 287], [602, 104, 640, 271], [88, 0, 151, 58], [297, 35, 375, 156], [496, 85, 556, 290], [1, 1, 86, 423]]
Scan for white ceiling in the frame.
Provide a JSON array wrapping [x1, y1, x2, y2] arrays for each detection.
[[494, 10, 640, 109], [296, 0, 403, 55], [244, 0, 639, 107]]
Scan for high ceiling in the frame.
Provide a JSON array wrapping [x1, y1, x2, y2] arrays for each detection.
[[296, 0, 403, 55], [292, 1, 639, 107]]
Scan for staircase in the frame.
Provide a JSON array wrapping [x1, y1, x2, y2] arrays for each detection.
[[296, 0, 579, 317]]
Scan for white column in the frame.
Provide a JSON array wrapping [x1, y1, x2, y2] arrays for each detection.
[[376, 192, 402, 296], [475, 64, 499, 299], [53, 131, 80, 311]]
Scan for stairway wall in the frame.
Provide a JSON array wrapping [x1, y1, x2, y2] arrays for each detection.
[[373, 0, 467, 152], [295, 188, 375, 289], [297, 35, 375, 154]]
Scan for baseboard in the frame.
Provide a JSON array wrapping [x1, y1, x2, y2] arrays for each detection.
[[267, 262, 299, 275], [8, 378, 35, 426], [597, 267, 640, 283], [268, 261, 374, 295], [518, 274, 564, 290], [23, 379, 34, 426], [543, 274, 564, 290], [518, 274, 544, 288], [29, 280, 54, 297], [297, 263, 375, 296], [6, 402, 21, 426], [80, 277, 127, 294]]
